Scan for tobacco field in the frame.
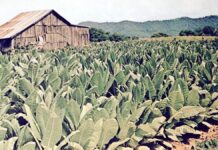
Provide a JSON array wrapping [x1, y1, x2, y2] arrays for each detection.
[[0, 40, 217, 150]]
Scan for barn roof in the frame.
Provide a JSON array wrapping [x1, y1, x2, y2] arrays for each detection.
[[0, 9, 88, 39]]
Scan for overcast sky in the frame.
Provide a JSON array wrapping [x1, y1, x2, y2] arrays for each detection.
[[0, 0, 218, 25]]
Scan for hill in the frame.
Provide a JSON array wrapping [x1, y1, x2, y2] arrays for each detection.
[[79, 15, 218, 37]]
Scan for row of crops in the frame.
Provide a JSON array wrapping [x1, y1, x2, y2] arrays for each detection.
[[0, 40, 217, 149]]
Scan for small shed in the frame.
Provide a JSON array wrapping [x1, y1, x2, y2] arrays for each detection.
[[0, 9, 89, 51]]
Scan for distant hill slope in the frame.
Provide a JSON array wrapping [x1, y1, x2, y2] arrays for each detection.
[[79, 15, 218, 37]]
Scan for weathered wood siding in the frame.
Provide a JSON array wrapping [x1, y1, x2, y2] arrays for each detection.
[[12, 12, 89, 50], [71, 26, 89, 47]]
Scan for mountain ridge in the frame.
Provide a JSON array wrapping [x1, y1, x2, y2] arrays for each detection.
[[79, 15, 218, 37]]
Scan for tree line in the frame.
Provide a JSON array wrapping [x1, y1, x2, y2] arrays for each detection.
[[89, 28, 138, 42], [89, 26, 218, 41], [179, 26, 218, 36], [151, 26, 218, 38]]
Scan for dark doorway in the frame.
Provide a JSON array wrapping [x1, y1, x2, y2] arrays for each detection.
[[0, 39, 12, 51]]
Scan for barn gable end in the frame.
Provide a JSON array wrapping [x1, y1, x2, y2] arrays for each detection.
[[0, 10, 89, 51]]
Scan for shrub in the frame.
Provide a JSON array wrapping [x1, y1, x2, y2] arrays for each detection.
[[202, 26, 215, 36], [151, 32, 169, 38], [89, 28, 135, 42], [179, 30, 196, 36]]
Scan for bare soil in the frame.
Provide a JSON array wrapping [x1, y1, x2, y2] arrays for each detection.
[[171, 125, 218, 150]]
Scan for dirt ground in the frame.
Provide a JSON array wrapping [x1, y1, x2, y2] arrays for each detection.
[[171, 125, 218, 150]]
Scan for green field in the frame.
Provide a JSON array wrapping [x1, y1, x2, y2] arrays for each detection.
[[0, 39, 217, 150]]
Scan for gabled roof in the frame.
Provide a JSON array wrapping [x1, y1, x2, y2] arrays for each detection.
[[0, 9, 88, 39]]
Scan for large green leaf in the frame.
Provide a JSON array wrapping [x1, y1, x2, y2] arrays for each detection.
[[80, 103, 93, 122], [66, 100, 81, 129], [20, 142, 36, 150], [115, 71, 129, 85], [0, 137, 18, 150], [14, 66, 25, 77], [186, 89, 200, 106], [90, 71, 104, 95], [70, 119, 94, 147], [23, 104, 41, 140], [86, 119, 103, 150], [48, 68, 61, 91], [36, 102, 50, 137], [153, 70, 165, 91], [68, 142, 84, 150], [211, 99, 218, 109], [144, 76, 156, 99], [72, 87, 85, 105], [135, 117, 166, 138], [136, 124, 156, 138], [98, 119, 119, 149], [174, 125, 201, 135], [132, 82, 146, 103], [19, 78, 35, 95], [173, 78, 189, 99], [0, 126, 7, 141], [172, 106, 206, 120], [41, 112, 62, 148], [168, 90, 184, 110]]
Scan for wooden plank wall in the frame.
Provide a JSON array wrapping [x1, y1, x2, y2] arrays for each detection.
[[13, 13, 89, 50], [71, 27, 89, 47]]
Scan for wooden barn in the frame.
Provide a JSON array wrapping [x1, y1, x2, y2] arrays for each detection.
[[0, 9, 89, 51]]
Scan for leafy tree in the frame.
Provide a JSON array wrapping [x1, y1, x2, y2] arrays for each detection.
[[202, 26, 215, 36], [109, 34, 127, 42], [151, 33, 169, 38], [179, 30, 196, 36], [214, 29, 218, 36], [194, 28, 203, 36], [89, 28, 134, 42], [89, 28, 109, 42], [178, 26, 218, 36]]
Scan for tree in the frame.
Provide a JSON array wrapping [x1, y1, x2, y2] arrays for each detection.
[[179, 30, 195, 36], [202, 26, 215, 36], [89, 28, 134, 42], [194, 28, 203, 36], [151, 33, 169, 38], [214, 29, 218, 36], [89, 28, 109, 42], [109, 34, 126, 42]]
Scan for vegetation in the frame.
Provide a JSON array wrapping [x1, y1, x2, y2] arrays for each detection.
[[179, 26, 218, 36], [151, 32, 169, 38], [179, 30, 196, 36], [89, 28, 109, 42], [213, 37, 218, 49], [0, 39, 217, 149], [144, 36, 216, 42], [80, 15, 218, 37], [89, 28, 138, 42], [196, 139, 218, 149]]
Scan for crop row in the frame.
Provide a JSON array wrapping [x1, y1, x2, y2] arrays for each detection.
[[0, 40, 217, 149]]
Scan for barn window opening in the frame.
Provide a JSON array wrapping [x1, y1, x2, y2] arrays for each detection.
[[0, 39, 12, 48]]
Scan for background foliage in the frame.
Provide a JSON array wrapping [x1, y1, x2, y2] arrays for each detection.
[[80, 15, 218, 37]]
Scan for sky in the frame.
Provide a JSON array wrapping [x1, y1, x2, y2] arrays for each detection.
[[0, 0, 218, 25]]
